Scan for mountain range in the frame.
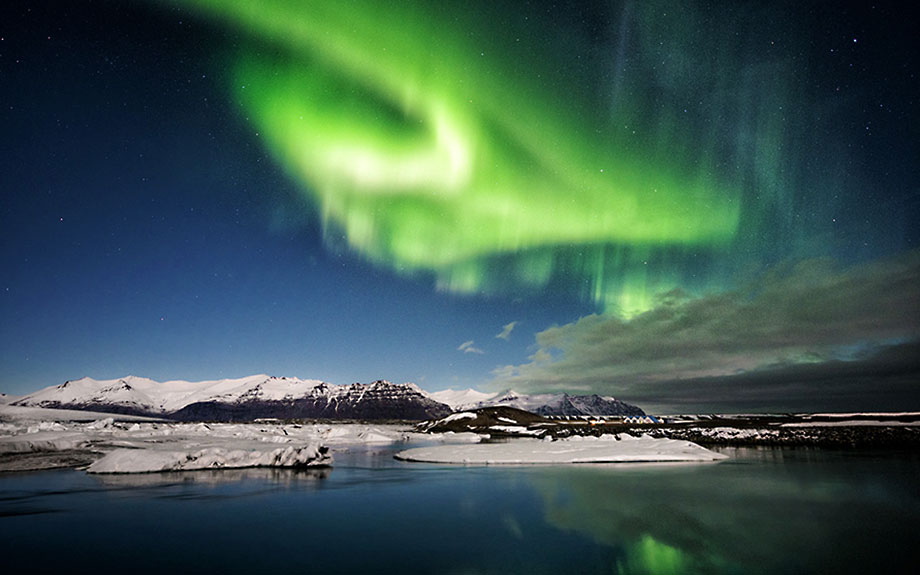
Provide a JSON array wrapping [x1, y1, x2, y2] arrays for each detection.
[[10, 375, 645, 421], [430, 388, 646, 417]]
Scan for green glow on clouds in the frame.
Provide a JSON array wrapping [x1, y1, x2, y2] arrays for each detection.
[[178, 0, 747, 315]]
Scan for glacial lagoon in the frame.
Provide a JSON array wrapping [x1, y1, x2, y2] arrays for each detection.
[[1, 445, 918, 574]]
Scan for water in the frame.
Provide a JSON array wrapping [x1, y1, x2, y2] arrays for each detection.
[[1, 446, 918, 574]]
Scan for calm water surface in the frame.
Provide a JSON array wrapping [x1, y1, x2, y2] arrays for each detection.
[[1, 445, 918, 574]]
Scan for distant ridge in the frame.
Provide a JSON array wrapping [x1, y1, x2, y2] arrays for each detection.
[[431, 388, 646, 417]]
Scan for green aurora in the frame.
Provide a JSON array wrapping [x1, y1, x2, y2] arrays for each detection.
[[172, 0, 805, 315]]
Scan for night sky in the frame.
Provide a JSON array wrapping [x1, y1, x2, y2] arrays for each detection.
[[2, 0, 917, 413]]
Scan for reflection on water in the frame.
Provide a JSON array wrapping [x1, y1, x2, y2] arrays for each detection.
[[529, 447, 920, 574], [618, 535, 687, 575], [93, 467, 331, 489], [0, 446, 918, 574]]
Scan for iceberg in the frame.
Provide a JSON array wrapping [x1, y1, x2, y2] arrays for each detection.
[[87, 444, 331, 474]]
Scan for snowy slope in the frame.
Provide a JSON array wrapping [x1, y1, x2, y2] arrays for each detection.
[[488, 390, 564, 412], [429, 389, 557, 411], [152, 375, 326, 412], [429, 388, 498, 410], [15, 376, 160, 414], [15, 375, 332, 414]]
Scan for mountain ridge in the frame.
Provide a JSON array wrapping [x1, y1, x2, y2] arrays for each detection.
[[13, 376, 646, 421], [13, 375, 449, 422], [432, 388, 646, 417]]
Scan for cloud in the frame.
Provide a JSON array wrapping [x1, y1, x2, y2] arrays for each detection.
[[491, 250, 920, 412], [458, 340, 485, 355], [625, 341, 920, 414], [495, 321, 519, 341]]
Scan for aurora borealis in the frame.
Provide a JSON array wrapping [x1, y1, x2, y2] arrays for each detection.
[[176, 0, 753, 315], [1, 0, 917, 411]]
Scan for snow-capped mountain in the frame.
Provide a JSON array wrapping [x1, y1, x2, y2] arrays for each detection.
[[13, 376, 452, 422], [530, 393, 646, 417], [14, 376, 645, 421], [431, 388, 645, 417]]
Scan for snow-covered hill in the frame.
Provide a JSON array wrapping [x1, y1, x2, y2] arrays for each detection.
[[13, 376, 451, 421], [431, 389, 645, 417]]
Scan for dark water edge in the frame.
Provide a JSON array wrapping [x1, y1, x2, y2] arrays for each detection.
[[0, 446, 918, 574]]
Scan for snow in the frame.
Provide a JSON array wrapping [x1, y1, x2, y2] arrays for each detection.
[[486, 390, 560, 412], [428, 389, 498, 410], [395, 434, 727, 464], [488, 425, 545, 436], [440, 411, 478, 423]]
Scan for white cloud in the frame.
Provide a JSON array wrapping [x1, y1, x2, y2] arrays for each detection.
[[495, 321, 519, 340], [458, 340, 485, 354]]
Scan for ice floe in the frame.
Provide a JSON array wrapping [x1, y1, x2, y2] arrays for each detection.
[[395, 434, 727, 464]]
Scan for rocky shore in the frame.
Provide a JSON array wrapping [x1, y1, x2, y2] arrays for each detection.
[[642, 423, 920, 449], [419, 407, 920, 449]]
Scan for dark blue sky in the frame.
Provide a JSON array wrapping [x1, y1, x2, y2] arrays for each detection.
[[1, 1, 917, 412]]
